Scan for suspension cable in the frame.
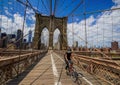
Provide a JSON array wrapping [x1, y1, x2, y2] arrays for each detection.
[[40, 0, 49, 14], [46, 0, 50, 15], [111, 16, 113, 41], [50, 0, 52, 15], [58, 0, 75, 16], [102, 17, 105, 47], [68, 0, 84, 17], [37, 0, 40, 10], [73, 7, 120, 16], [53, 0, 56, 15], [56, 0, 65, 15]]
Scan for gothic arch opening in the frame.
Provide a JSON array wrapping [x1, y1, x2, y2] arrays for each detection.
[[39, 27, 49, 50], [33, 14, 67, 50], [53, 28, 61, 50]]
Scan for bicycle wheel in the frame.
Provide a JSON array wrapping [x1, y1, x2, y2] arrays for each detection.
[[76, 79, 82, 85], [71, 71, 78, 82]]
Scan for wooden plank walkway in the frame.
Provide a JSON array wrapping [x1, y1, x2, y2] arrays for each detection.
[[7, 51, 111, 85]]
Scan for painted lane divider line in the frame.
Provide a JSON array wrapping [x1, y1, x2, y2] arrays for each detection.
[[51, 53, 62, 85]]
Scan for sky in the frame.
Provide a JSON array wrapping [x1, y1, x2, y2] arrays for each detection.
[[0, 0, 120, 48]]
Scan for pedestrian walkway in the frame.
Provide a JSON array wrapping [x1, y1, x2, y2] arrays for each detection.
[[7, 51, 110, 85]]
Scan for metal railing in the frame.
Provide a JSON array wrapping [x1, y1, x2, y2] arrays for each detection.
[[54, 50, 120, 85], [0, 50, 47, 85]]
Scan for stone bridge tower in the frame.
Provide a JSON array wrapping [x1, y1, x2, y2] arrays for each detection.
[[33, 13, 67, 50]]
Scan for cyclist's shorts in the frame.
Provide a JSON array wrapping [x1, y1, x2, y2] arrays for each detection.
[[68, 60, 73, 65]]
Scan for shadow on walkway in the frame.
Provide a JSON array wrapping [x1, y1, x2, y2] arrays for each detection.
[[6, 53, 47, 85]]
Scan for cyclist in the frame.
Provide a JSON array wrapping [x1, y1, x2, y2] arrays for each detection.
[[64, 47, 73, 73]]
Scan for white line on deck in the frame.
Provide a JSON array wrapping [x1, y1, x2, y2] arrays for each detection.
[[51, 52, 62, 85], [54, 53, 93, 85]]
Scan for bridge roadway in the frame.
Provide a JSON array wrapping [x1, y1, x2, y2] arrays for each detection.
[[7, 51, 110, 85]]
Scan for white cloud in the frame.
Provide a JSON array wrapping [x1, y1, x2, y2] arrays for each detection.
[[0, 11, 35, 42], [67, 0, 120, 47], [5, 10, 12, 16]]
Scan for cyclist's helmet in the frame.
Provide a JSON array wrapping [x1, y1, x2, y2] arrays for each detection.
[[67, 47, 72, 53]]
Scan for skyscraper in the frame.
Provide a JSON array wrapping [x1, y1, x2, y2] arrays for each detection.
[[1, 33, 7, 48], [16, 29, 23, 49], [28, 30, 32, 43], [111, 41, 119, 50]]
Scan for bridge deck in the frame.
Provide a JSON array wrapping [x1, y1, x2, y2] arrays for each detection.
[[7, 51, 110, 85]]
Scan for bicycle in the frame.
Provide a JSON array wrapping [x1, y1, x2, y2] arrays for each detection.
[[66, 64, 83, 85]]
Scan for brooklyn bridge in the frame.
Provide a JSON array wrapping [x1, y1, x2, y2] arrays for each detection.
[[0, 0, 120, 85]]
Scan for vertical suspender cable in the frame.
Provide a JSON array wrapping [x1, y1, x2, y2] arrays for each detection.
[[103, 17, 104, 47], [83, 0, 87, 48], [97, 23, 98, 47], [50, 0, 52, 15], [111, 16, 113, 42], [18, 0, 28, 75], [72, 15, 74, 47], [53, 0, 56, 16]]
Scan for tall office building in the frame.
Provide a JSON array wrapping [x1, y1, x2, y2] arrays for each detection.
[[111, 41, 119, 50], [16, 29, 23, 49], [7, 34, 16, 43], [1, 33, 7, 48], [28, 30, 32, 43], [73, 41, 78, 48], [0, 29, 2, 47]]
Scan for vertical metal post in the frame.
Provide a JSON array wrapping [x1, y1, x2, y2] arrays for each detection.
[[84, 0, 87, 48], [72, 15, 74, 47], [18, 0, 27, 75]]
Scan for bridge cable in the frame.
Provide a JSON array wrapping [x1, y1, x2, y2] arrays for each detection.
[[68, 29, 111, 58], [57, 0, 75, 16], [17, 0, 40, 13], [37, 0, 40, 11], [72, 7, 120, 16], [55, 0, 65, 16], [53, 0, 57, 16], [46, 0, 50, 15], [67, 0, 84, 17], [18, 0, 28, 74], [50, 0, 52, 15], [41, 0, 49, 15]]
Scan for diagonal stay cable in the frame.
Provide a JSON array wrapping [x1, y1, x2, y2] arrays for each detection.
[[72, 7, 120, 16], [55, 0, 65, 15], [41, 0, 49, 14], [67, 0, 84, 17], [57, 0, 75, 16], [37, 0, 40, 11]]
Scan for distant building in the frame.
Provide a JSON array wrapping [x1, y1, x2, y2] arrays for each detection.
[[111, 41, 119, 50], [16, 29, 23, 49], [22, 39, 27, 49], [28, 30, 32, 43], [73, 41, 78, 48], [7, 34, 16, 43], [1, 33, 8, 48], [0, 29, 1, 47], [0, 28, 1, 39], [54, 42, 60, 50]]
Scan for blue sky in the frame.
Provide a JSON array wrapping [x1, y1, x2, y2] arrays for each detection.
[[0, 0, 120, 47], [0, 0, 115, 18]]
